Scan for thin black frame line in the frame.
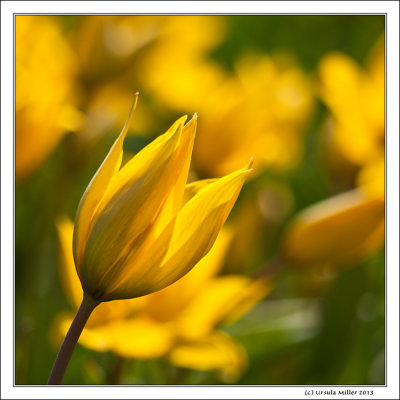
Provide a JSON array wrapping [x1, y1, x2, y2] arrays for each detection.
[[12, 13, 389, 388]]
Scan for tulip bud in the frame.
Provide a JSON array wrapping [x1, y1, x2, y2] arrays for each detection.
[[73, 95, 253, 302]]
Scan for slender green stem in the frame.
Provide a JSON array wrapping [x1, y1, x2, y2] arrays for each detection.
[[48, 292, 99, 385], [107, 356, 126, 385]]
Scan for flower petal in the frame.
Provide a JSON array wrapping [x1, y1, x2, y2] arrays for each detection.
[[151, 114, 197, 236], [139, 227, 233, 322], [73, 95, 138, 272], [56, 216, 83, 309], [152, 162, 253, 292], [56, 315, 174, 358], [175, 276, 271, 340], [182, 178, 219, 205], [168, 331, 247, 381], [281, 188, 385, 266]]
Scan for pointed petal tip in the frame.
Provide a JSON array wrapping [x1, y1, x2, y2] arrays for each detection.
[[241, 157, 254, 173], [119, 94, 139, 139], [239, 158, 255, 176], [183, 113, 198, 135], [130, 92, 139, 112]]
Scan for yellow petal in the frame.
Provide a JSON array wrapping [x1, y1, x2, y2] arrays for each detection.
[[56, 215, 144, 326], [317, 52, 383, 166], [73, 95, 138, 272], [281, 188, 385, 266], [182, 178, 219, 205], [55, 216, 83, 309], [168, 331, 247, 381], [357, 156, 385, 199], [107, 161, 253, 299], [151, 114, 197, 237], [141, 227, 234, 322], [175, 276, 271, 340], [153, 162, 253, 290], [57, 315, 174, 358]]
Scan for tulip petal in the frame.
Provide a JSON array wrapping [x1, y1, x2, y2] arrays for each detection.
[[56, 216, 83, 309], [281, 188, 385, 266], [182, 178, 219, 205], [57, 215, 145, 325], [152, 162, 253, 292], [110, 161, 253, 299], [73, 95, 138, 271], [139, 227, 233, 322], [56, 315, 173, 358], [176, 276, 271, 340], [151, 114, 197, 237], [168, 331, 247, 381]]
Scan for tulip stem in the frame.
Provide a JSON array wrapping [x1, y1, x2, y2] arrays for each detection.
[[48, 292, 99, 385]]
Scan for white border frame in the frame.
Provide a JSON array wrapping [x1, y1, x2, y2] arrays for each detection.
[[2, 1, 399, 399]]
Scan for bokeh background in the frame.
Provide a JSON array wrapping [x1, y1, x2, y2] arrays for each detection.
[[15, 15, 385, 385]]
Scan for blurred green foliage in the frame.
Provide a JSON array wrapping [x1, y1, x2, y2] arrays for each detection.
[[15, 14, 385, 385]]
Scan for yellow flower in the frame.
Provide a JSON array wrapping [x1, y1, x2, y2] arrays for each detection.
[[54, 217, 271, 381], [72, 95, 253, 302], [193, 54, 314, 177], [137, 16, 227, 112], [317, 36, 384, 168], [281, 188, 384, 269], [15, 16, 81, 181], [73, 15, 226, 111]]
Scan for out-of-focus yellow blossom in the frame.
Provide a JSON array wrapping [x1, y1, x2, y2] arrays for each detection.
[[54, 218, 271, 381], [73, 95, 253, 302], [137, 16, 227, 112], [73, 15, 225, 108], [193, 54, 314, 177], [281, 188, 384, 269], [317, 36, 384, 169], [15, 16, 81, 181]]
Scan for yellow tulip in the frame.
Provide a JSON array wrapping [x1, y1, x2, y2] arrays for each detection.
[[317, 36, 384, 167], [54, 217, 271, 381], [281, 188, 384, 268], [193, 54, 314, 177], [73, 95, 253, 302]]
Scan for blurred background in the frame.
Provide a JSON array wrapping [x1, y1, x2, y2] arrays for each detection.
[[15, 15, 385, 385]]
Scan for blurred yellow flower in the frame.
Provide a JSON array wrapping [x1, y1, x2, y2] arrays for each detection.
[[54, 217, 271, 381], [193, 54, 314, 177], [317, 36, 384, 169], [73, 95, 253, 302], [281, 188, 384, 269], [137, 16, 227, 112], [15, 16, 81, 181], [73, 15, 226, 114]]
